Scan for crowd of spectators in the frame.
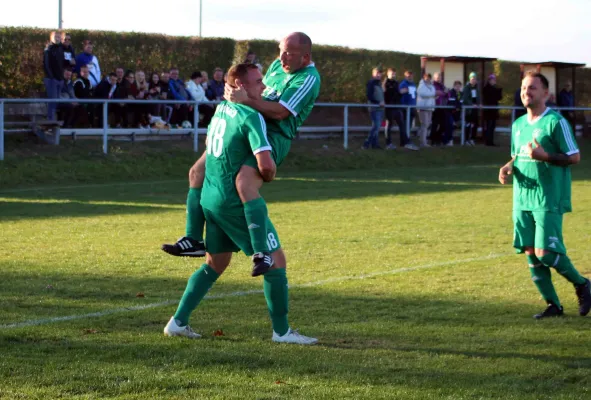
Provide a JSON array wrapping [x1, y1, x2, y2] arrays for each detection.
[[42, 30, 262, 129]]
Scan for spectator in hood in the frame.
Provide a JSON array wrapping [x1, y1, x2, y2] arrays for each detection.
[[482, 73, 503, 146], [461, 71, 481, 146]]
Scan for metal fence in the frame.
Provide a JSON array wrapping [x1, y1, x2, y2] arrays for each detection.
[[1, 98, 589, 161]]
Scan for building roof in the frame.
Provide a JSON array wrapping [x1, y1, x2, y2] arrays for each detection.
[[526, 61, 586, 69], [421, 55, 497, 63]]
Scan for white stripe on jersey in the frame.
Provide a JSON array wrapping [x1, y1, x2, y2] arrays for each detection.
[[287, 75, 316, 111], [258, 113, 271, 147], [559, 119, 577, 154]]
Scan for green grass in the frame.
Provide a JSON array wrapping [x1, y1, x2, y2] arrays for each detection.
[[1, 139, 591, 399]]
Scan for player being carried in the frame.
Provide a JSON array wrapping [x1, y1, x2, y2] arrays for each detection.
[[161, 32, 321, 277], [163, 63, 317, 344], [498, 71, 591, 319]]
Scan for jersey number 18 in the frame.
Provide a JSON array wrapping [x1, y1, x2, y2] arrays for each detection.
[[206, 117, 227, 158]]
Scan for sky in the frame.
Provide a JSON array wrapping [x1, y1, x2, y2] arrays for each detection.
[[2, 0, 590, 67]]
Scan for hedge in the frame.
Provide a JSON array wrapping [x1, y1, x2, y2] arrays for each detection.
[[1, 26, 589, 105]]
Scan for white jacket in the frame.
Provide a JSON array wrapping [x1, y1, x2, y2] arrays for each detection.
[[417, 80, 436, 111], [186, 80, 207, 102]]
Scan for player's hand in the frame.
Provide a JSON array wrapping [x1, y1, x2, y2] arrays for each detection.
[[224, 83, 248, 104], [525, 138, 548, 161], [498, 163, 513, 184]]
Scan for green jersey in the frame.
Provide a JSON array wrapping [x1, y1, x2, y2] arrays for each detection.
[[510, 108, 579, 213], [201, 101, 271, 216], [262, 59, 321, 139]]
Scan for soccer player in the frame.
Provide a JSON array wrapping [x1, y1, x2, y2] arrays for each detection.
[[163, 63, 317, 345], [161, 32, 321, 277], [498, 71, 591, 319]]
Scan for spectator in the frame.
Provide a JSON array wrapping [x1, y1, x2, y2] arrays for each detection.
[[244, 50, 263, 71], [399, 70, 417, 136], [168, 67, 192, 126], [417, 73, 436, 147], [185, 71, 213, 127], [73, 64, 93, 126], [513, 87, 526, 120], [135, 70, 149, 126], [363, 67, 384, 150], [430, 72, 448, 146], [58, 67, 76, 127], [115, 67, 125, 85], [94, 72, 118, 127], [118, 70, 138, 127], [160, 72, 172, 123], [75, 40, 101, 88], [43, 30, 65, 120], [206, 67, 225, 102], [62, 33, 76, 69], [148, 72, 164, 118], [445, 80, 463, 146], [558, 81, 575, 129], [200, 71, 209, 91], [461, 72, 480, 146], [382, 68, 417, 151], [546, 93, 558, 108], [482, 73, 503, 146]]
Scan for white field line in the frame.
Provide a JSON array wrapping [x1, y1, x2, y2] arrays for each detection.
[[0, 164, 499, 195], [0, 253, 506, 330]]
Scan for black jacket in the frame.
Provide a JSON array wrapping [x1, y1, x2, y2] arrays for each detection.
[[482, 83, 503, 119], [62, 44, 76, 68], [94, 79, 118, 99], [43, 43, 65, 80], [74, 77, 92, 99], [382, 78, 401, 105]]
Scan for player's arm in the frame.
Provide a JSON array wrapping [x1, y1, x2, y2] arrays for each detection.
[[255, 151, 276, 182], [499, 157, 515, 185], [527, 119, 581, 166], [246, 112, 275, 182], [242, 98, 291, 120]]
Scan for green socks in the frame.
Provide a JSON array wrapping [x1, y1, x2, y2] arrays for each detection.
[[528, 254, 561, 307], [185, 188, 205, 242], [264, 268, 289, 336], [540, 253, 586, 286], [244, 197, 269, 254], [174, 264, 219, 326]]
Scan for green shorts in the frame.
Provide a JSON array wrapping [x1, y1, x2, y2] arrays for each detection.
[[513, 210, 566, 254], [203, 208, 281, 256], [244, 132, 292, 169]]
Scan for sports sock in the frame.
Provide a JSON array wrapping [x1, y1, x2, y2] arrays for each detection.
[[185, 188, 205, 242], [263, 268, 289, 336], [244, 197, 269, 254], [540, 253, 587, 286], [173, 264, 219, 326], [528, 254, 561, 307]]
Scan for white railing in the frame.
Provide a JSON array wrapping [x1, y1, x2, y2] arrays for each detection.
[[0, 98, 589, 161]]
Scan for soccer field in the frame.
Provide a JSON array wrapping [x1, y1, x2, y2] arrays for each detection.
[[1, 149, 591, 399]]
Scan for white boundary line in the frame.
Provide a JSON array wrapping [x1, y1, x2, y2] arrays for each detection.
[[0, 253, 506, 330], [0, 165, 499, 195]]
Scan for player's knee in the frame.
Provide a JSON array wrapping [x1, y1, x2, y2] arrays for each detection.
[[271, 248, 287, 270], [205, 252, 231, 275], [524, 247, 535, 255], [236, 166, 262, 202], [539, 251, 558, 268]]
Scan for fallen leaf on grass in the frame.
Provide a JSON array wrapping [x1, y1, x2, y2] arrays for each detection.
[[82, 329, 98, 335], [136, 292, 145, 298], [275, 380, 286, 385], [213, 329, 224, 337]]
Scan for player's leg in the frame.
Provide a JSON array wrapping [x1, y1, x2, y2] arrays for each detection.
[[514, 210, 562, 319], [161, 152, 207, 257], [164, 210, 239, 338], [236, 134, 291, 276], [533, 212, 591, 316]]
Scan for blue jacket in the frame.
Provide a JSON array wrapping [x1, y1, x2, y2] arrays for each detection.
[[169, 79, 192, 101], [399, 79, 417, 105], [558, 89, 574, 108], [206, 79, 225, 101]]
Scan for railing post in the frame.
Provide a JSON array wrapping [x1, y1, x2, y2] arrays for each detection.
[[511, 108, 516, 125], [343, 105, 349, 149], [460, 107, 466, 145], [193, 102, 200, 152], [102, 101, 108, 154], [406, 106, 411, 140], [0, 100, 4, 161]]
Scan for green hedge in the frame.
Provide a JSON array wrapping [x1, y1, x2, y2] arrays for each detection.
[[1, 26, 589, 105]]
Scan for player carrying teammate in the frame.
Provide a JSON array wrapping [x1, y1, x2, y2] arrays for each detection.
[[161, 32, 320, 277], [163, 63, 317, 344], [498, 71, 591, 319]]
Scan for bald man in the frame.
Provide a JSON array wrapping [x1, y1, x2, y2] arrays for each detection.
[[162, 32, 321, 276]]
